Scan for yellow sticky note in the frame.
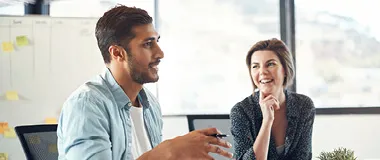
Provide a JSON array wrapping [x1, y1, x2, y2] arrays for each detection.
[[0, 153, 8, 160], [1, 42, 14, 52], [0, 128, 3, 134], [4, 128, 16, 138], [28, 135, 41, 144], [16, 35, 29, 46], [5, 91, 19, 101], [48, 144, 58, 153], [45, 118, 57, 124]]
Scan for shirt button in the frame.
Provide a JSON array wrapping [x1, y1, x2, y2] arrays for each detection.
[[127, 103, 132, 107], [128, 143, 132, 147]]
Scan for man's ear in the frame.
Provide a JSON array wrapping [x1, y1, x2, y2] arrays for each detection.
[[108, 45, 126, 62]]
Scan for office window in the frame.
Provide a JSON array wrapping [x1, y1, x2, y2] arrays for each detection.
[[158, 0, 280, 115], [0, 3, 24, 15], [296, 0, 380, 107]]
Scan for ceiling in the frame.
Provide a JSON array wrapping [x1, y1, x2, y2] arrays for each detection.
[[0, 0, 123, 7], [0, 0, 88, 7], [0, 0, 35, 7]]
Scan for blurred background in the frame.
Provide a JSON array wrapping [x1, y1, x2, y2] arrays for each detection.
[[0, 0, 379, 159]]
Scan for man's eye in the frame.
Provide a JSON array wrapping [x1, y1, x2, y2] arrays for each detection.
[[268, 62, 275, 66], [144, 42, 153, 47], [252, 65, 258, 69]]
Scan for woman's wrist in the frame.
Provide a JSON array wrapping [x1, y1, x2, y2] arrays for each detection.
[[262, 118, 274, 126]]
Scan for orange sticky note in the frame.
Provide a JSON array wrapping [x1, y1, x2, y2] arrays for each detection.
[[1, 122, 9, 129], [1, 42, 14, 52], [0, 122, 8, 134], [45, 118, 57, 124], [4, 128, 16, 138], [0, 153, 8, 160], [5, 91, 19, 100]]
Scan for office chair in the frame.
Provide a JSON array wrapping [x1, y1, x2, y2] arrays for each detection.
[[187, 114, 233, 160], [14, 124, 58, 160], [187, 114, 230, 131]]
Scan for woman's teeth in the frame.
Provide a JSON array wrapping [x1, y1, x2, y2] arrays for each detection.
[[260, 79, 273, 84]]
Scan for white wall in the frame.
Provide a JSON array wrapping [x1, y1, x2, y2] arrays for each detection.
[[162, 115, 380, 160], [312, 115, 380, 160]]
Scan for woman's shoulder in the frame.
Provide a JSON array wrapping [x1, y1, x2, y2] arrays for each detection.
[[287, 90, 316, 114], [287, 91, 314, 105]]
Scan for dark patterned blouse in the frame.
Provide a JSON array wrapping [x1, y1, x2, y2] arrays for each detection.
[[230, 90, 316, 160]]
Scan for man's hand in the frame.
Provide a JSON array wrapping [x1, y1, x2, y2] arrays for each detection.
[[143, 128, 233, 160]]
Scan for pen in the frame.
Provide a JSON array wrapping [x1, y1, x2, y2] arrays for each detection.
[[210, 134, 229, 138]]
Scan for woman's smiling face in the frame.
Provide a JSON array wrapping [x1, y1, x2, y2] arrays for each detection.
[[250, 50, 285, 95]]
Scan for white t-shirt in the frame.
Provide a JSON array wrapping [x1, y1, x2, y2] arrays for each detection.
[[130, 104, 152, 159], [276, 144, 285, 155]]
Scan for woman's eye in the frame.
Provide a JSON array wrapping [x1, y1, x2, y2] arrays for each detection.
[[268, 62, 275, 66]]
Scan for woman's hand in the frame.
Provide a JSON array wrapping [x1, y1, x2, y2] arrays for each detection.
[[259, 92, 280, 122]]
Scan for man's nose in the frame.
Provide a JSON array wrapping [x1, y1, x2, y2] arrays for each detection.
[[155, 44, 164, 59]]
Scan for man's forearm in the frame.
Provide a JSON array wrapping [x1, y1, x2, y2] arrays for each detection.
[[137, 140, 172, 160], [137, 150, 156, 160]]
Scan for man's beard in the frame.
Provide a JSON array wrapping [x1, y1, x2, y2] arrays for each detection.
[[128, 54, 159, 84]]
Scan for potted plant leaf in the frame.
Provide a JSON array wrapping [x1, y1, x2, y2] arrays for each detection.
[[317, 147, 357, 160]]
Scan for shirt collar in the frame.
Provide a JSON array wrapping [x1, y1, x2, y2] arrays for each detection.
[[101, 68, 150, 110]]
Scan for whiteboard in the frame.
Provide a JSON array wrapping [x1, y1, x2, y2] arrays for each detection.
[[0, 15, 157, 160]]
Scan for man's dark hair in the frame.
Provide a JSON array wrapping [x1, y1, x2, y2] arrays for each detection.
[[95, 5, 153, 63]]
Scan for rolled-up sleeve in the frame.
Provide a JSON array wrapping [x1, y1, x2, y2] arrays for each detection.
[[230, 104, 256, 160], [58, 96, 111, 160]]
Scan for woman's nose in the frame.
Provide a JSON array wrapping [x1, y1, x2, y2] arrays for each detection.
[[259, 67, 268, 75]]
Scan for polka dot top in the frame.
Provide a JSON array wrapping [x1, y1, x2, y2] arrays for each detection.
[[230, 90, 316, 160]]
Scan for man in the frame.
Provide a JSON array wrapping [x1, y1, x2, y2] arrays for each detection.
[[57, 5, 233, 160]]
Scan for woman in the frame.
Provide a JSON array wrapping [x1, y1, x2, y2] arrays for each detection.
[[230, 38, 315, 160]]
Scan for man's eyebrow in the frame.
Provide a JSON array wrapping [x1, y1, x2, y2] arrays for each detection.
[[143, 35, 160, 42]]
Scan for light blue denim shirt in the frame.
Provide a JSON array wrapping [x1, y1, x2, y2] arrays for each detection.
[[57, 68, 163, 160]]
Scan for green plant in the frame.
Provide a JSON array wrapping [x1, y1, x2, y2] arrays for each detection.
[[317, 147, 357, 160]]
